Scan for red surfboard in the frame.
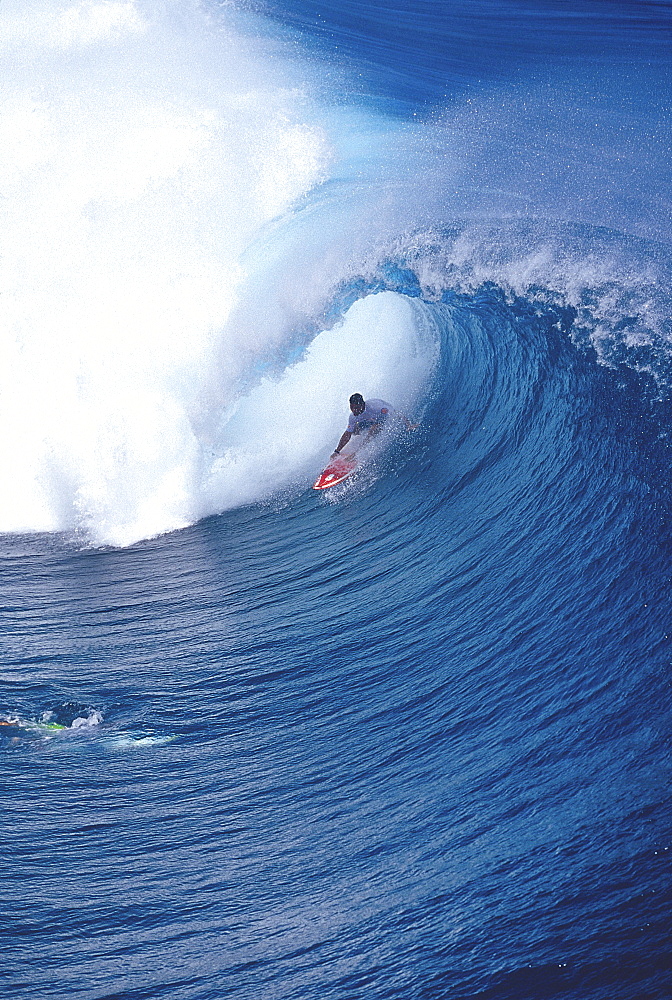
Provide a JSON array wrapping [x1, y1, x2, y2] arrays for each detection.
[[313, 453, 358, 490]]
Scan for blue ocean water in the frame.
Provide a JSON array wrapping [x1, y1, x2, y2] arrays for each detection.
[[1, 1, 671, 998]]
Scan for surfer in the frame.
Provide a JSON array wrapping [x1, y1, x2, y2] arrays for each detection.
[[331, 393, 417, 457]]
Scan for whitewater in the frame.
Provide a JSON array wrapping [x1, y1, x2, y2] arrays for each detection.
[[0, 0, 440, 544], [2, 2, 671, 999]]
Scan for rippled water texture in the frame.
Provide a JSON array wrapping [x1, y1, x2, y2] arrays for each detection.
[[2, 2, 671, 998]]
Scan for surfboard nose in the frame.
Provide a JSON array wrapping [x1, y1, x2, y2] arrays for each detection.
[[313, 454, 357, 490]]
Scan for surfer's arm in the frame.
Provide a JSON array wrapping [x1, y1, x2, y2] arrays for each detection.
[[332, 430, 352, 457], [400, 413, 419, 430]]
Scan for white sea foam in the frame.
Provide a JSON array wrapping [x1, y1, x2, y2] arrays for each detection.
[[107, 734, 177, 747], [2, 0, 147, 49], [70, 710, 104, 729], [0, 0, 437, 545]]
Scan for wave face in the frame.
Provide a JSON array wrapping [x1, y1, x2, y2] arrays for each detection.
[[2, 2, 671, 1000]]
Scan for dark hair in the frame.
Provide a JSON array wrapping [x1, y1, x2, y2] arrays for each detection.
[[349, 393, 364, 406]]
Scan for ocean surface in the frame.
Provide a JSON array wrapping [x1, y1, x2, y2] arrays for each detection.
[[2, 1, 671, 997]]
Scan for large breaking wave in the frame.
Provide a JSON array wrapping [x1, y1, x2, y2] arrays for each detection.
[[1, 0, 669, 545]]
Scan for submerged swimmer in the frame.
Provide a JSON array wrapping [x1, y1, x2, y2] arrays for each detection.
[[331, 393, 417, 458], [0, 710, 101, 734], [0, 711, 175, 747]]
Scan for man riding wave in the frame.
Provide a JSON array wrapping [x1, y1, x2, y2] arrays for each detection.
[[331, 393, 417, 458]]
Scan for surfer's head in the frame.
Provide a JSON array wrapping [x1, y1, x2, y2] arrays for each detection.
[[349, 393, 365, 416]]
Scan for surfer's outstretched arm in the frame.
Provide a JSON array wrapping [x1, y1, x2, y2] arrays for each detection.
[[332, 430, 352, 457]]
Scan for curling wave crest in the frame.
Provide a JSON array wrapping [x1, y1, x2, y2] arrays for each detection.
[[2, 0, 669, 546]]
